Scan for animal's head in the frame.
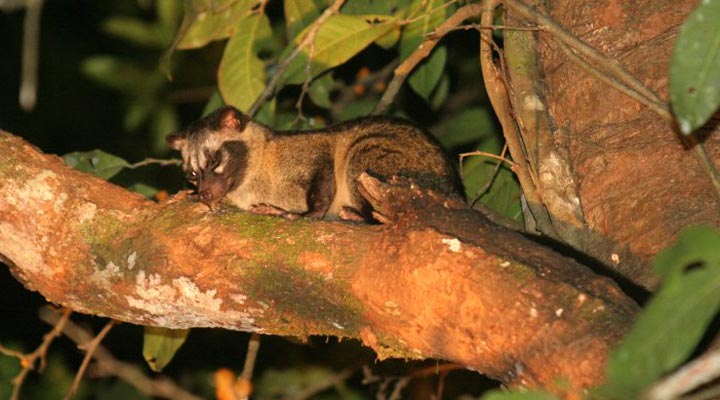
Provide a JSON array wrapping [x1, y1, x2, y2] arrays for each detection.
[[166, 106, 253, 207]]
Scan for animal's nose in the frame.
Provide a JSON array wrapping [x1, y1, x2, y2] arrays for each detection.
[[199, 190, 214, 204]]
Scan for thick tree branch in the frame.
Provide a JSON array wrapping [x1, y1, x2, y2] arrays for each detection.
[[0, 131, 637, 396]]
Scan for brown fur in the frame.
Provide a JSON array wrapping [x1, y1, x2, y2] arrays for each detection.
[[166, 106, 464, 221]]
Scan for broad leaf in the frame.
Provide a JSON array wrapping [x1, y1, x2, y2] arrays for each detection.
[[82, 56, 163, 94], [143, 326, 190, 372], [604, 226, 720, 398], [102, 17, 168, 48], [177, 0, 259, 50], [399, 0, 447, 101], [128, 182, 160, 199], [336, 99, 376, 120], [203, 90, 226, 116], [669, 0, 720, 134], [342, 0, 413, 15], [430, 73, 450, 110], [150, 103, 180, 154], [280, 14, 395, 84], [156, 0, 184, 33], [463, 159, 522, 221], [438, 108, 500, 151], [63, 150, 130, 180], [308, 72, 334, 108], [218, 12, 273, 112], [284, 0, 319, 41]]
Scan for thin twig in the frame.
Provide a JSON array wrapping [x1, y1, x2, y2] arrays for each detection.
[[466, 145, 514, 207], [247, 0, 346, 118], [440, 23, 542, 34], [0, 344, 25, 358], [127, 158, 182, 169], [64, 319, 117, 400], [459, 149, 517, 169], [9, 308, 72, 400], [645, 348, 720, 400], [236, 333, 261, 400], [38, 307, 202, 400], [372, 3, 485, 115], [19, 0, 43, 111]]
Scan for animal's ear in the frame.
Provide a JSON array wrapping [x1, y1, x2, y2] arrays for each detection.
[[165, 133, 187, 151], [219, 106, 247, 131]]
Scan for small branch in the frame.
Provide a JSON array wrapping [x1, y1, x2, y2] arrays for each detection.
[[442, 23, 542, 34], [0, 344, 24, 358], [459, 149, 517, 169], [127, 158, 182, 169], [64, 319, 117, 400], [236, 333, 261, 400], [38, 308, 202, 400], [645, 348, 720, 400], [19, 0, 43, 111], [247, 0, 346, 117], [9, 307, 72, 400], [372, 3, 485, 115]]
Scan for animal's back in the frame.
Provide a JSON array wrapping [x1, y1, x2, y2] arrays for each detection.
[[326, 117, 464, 217]]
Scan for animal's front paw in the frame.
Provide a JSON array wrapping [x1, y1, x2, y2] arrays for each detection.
[[338, 206, 369, 223], [248, 204, 301, 220]]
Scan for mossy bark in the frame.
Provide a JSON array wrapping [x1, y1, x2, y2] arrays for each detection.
[[0, 131, 637, 397]]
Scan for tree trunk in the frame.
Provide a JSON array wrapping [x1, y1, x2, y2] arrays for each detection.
[[496, 0, 720, 290], [0, 131, 636, 396]]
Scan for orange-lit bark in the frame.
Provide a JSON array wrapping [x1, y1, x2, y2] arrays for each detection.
[[0, 131, 636, 397]]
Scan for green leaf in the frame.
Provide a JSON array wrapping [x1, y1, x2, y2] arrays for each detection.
[[280, 14, 396, 84], [218, 12, 273, 112], [101, 17, 168, 48], [308, 72, 334, 108], [409, 46, 446, 100], [336, 99, 376, 120], [438, 108, 500, 151], [669, 0, 720, 135], [481, 390, 557, 400], [128, 182, 160, 199], [156, 0, 184, 37], [463, 159, 522, 221], [604, 226, 720, 398], [63, 150, 130, 180], [375, 25, 401, 49], [203, 90, 226, 116], [399, 0, 447, 101], [142, 326, 190, 372], [284, 0, 319, 41], [177, 0, 259, 49], [430, 72, 450, 110], [82, 56, 163, 94], [342, 0, 413, 15], [150, 104, 180, 154]]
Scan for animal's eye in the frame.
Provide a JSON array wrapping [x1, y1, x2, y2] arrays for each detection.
[[209, 153, 222, 170], [185, 170, 198, 182]]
